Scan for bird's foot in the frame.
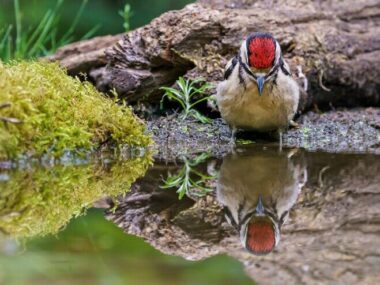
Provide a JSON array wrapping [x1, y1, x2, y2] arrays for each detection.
[[278, 129, 283, 152], [296, 65, 308, 91], [286, 148, 299, 159], [207, 95, 219, 112], [289, 120, 300, 129], [229, 127, 237, 146]]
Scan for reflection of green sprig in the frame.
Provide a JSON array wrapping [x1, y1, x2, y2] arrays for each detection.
[[236, 139, 255, 145], [161, 153, 215, 199], [160, 77, 213, 124]]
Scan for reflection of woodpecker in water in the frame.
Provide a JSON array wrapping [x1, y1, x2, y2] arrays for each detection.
[[217, 147, 307, 255]]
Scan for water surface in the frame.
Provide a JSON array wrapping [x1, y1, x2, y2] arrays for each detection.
[[1, 145, 379, 284]]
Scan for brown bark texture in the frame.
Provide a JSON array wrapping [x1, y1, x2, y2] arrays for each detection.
[[49, 0, 380, 111]]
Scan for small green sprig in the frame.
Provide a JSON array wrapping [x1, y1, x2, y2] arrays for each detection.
[[160, 77, 213, 124], [119, 3, 132, 32]]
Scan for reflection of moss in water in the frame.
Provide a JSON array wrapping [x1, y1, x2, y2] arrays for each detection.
[[0, 155, 152, 239], [0, 61, 151, 160]]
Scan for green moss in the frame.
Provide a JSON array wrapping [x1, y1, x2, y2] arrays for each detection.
[[0, 61, 151, 160], [0, 154, 152, 239]]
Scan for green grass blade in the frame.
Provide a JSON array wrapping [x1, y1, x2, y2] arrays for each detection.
[[189, 96, 212, 109], [24, 11, 52, 53], [59, 0, 86, 45], [80, 24, 101, 40], [0, 26, 13, 61], [177, 77, 187, 94], [14, 0, 22, 54], [161, 90, 187, 110], [0, 26, 13, 51], [191, 110, 212, 124], [4, 35, 12, 61], [160, 86, 182, 97], [27, 12, 56, 57]]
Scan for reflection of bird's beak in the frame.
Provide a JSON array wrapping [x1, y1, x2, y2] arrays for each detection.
[[255, 195, 265, 215], [256, 76, 265, 96]]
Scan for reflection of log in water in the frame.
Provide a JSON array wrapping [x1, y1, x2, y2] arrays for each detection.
[[106, 146, 380, 284]]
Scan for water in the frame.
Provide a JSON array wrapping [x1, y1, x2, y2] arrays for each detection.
[[1, 144, 379, 285]]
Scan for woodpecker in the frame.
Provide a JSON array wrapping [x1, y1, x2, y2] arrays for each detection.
[[216, 32, 300, 142], [216, 147, 307, 255]]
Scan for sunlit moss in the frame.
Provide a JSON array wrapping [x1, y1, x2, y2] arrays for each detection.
[[0, 154, 152, 239], [0, 61, 152, 160]]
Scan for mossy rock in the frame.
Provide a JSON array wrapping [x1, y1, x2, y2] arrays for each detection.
[[0, 61, 151, 160], [0, 154, 152, 239]]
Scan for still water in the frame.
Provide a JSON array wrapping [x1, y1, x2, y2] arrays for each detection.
[[1, 144, 379, 285]]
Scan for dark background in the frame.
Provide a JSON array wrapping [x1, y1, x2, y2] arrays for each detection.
[[0, 0, 194, 38]]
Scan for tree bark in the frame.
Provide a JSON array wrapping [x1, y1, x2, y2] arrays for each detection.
[[48, 0, 380, 111]]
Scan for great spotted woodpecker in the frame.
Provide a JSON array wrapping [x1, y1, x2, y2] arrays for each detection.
[[216, 32, 300, 142]]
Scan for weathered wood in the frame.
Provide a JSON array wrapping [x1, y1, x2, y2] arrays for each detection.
[[49, 0, 380, 111], [46, 34, 121, 75]]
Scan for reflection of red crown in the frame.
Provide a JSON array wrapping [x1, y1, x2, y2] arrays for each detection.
[[248, 37, 276, 70], [246, 219, 275, 254]]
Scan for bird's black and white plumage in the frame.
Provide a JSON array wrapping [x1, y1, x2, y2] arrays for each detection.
[[216, 32, 300, 140], [216, 147, 307, 255]]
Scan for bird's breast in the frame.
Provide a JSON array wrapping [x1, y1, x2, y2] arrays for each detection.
[[218, 84, 288, 131]]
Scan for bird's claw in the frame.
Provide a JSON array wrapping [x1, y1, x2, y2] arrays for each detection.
[[289, 120, 300, 129]]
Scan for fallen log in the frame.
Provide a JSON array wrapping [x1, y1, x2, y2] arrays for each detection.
[[48, 0, 380, 111]]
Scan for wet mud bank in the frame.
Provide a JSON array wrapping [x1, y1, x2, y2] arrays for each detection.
[[147, 108, 380, 160]]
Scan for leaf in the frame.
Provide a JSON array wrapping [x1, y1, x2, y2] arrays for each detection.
[[191, 110, 212, 124], [189, 96, 213, 109]]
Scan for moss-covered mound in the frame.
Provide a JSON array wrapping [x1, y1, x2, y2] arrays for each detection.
[[0, 61, 151, 160], [0, 154, 152, 239]]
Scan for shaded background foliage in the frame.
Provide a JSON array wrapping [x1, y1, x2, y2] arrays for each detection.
[[0, 0, 194, 39]]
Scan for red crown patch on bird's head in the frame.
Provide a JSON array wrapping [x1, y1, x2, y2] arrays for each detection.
[[245, 218, 276, 255], [246, 33, 276, 70]]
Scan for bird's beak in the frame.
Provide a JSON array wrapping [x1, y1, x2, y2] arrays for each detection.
[[256, 76, 265, 96], [255, 195, 265, 215]]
